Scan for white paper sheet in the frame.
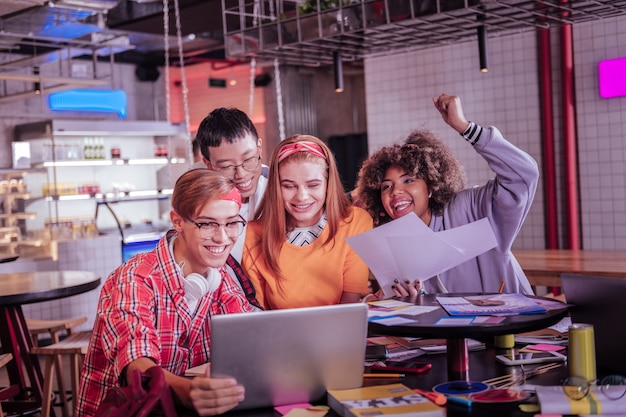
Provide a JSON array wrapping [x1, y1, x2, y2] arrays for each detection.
[[346, 214, 498, 297]]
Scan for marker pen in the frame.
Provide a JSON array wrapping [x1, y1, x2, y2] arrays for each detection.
[[445, 395, 472, 409]]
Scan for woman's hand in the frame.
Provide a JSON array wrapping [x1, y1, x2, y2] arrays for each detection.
[[189, 377, 245, 416], [432, 94, 469, 134], [392, 279, 423, 298]]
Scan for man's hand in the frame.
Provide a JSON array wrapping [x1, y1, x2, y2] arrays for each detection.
[[190, 377, 245, 416]]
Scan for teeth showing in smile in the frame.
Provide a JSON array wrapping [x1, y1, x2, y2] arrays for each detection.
[[394, 201, 411, 211], [294, 203, 313, 210], [208, 246, 226, 254], [237, 179, 252, 189]]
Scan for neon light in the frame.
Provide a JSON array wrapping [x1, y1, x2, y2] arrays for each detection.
[[48, 89, 127, 117], [598, 58, 626, 99]]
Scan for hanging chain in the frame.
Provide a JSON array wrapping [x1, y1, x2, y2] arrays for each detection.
[[252, 0, 261, 27], [274, 58, 285, 140], [249, 58, 256, 117], [162, 0, 170, 122], [172, 0, 193, 166]]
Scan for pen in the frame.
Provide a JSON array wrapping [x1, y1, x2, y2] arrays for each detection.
[[445, 395, 472, 409], [363, 373, 405, 378], [498, 280, 506, 293], [413, 388, 447, 405]]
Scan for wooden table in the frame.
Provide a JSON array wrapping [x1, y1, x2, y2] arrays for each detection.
[[514, 249, 626, 288], [0, 270, 100, 415]]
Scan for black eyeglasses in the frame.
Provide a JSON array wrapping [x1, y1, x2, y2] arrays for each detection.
[[563, 375, 626, 401], [186, 216, 247, 238], [216, 154, 261, 178]]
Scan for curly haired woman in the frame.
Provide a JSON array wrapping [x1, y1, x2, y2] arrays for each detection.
[[356, 94, 538, 294]]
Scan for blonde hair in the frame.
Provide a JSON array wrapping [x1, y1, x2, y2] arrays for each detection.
[[253, 135, 351, 276]]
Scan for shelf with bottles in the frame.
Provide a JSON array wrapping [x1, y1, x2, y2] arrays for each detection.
[[40, 187, 174, 204], [13, 120, 189, 239], [13, 119, 190, 167]]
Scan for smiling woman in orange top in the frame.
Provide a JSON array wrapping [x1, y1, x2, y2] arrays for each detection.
[[242, 135, 373, 309]]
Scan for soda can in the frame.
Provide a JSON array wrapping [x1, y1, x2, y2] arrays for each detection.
[[568, 323, 596, 381]]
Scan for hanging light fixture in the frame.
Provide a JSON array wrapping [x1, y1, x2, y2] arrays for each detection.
[[333, 51, 344, 93], [229, 66, 238, 86], [477, 25, 489, 73]]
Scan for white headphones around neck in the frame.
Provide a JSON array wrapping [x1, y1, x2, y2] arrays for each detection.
[[169, 235, 222, 299], [184, 270, 222, 298]]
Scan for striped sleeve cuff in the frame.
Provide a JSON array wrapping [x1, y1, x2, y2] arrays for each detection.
[[460, 121, 483, 145]]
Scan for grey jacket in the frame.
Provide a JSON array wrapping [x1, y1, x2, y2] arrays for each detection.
[[430, 126, 538, 294]]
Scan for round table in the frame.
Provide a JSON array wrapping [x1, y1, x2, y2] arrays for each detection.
[[0, 270, 101, 415], [0, 255, 19, 264], [368, 293, 569, 381]]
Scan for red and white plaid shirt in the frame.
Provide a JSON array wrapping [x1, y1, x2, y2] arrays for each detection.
[[75, 231, 252, 417]]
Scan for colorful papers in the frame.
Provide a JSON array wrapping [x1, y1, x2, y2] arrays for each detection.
[[346, 214, 497, 297], [519, 343, 566, 352], [436, 294, 548, 316], [367, 299, 440, 319]]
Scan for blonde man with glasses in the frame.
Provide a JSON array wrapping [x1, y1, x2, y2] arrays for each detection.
[[76, 170, 252, 417]]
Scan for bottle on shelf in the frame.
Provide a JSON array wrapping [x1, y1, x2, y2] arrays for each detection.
[[96, 137, 105, 160], [83, 138, 92, 160]]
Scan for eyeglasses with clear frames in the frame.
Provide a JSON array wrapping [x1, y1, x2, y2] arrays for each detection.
[[563, 375, 626, 401], [217, 154, 261, 178], [186, 216, 247, 238]]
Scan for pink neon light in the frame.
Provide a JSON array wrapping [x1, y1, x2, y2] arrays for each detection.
[[598, 57, 626, 98]]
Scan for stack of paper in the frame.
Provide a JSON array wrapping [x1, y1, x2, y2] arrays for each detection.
[[346, 214, 497, 297]]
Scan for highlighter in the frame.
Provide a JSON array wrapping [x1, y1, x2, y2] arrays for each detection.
[[445, 395, 472, 409]]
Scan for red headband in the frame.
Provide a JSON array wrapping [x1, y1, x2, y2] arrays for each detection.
[[277, 141, 327, 163], [222, 187, 242, 208]]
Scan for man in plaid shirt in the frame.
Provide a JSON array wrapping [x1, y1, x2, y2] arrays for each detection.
[[75, 170, 254, 416]]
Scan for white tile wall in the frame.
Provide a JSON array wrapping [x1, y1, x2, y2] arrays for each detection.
[[364, 14, 626, 250], [574, 16, 626, 250], [365, 30, 545, 249]]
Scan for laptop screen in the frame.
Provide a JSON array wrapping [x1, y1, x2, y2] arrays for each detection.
[[209, 303, 368, 410]]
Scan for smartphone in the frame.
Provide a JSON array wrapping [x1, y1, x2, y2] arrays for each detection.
[[370, 360, 432, 374], [496, 351, 566, 365], [365, 345, 389, 360]]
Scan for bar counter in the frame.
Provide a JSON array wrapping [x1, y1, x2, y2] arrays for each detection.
[[513, 249, 626, 288]]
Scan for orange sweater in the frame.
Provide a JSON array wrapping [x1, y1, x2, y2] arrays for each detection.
[[243, 206, 373, 309]]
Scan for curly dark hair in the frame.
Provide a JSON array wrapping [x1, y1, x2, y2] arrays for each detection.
[[355, 129, 466, 226]]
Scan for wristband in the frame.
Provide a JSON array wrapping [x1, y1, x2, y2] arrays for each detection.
[[460, 121, 483, 145]]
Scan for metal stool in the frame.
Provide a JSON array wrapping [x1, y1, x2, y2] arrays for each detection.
[[31, 332, 91, 417], [27, 318, 88, 417], [0, 353, 15, 417]]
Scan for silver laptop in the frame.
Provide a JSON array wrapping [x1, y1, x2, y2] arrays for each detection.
[[210, 303, 368, 411], [561, 273, 626, 375]]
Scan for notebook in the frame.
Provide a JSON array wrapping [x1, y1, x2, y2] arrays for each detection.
[[209, 303, 368, 411], [561, 273, 626, 374]]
